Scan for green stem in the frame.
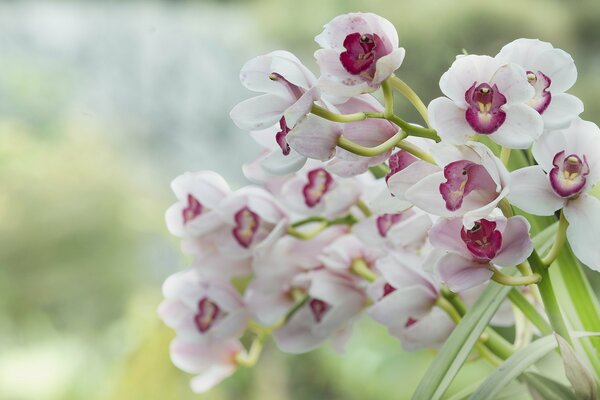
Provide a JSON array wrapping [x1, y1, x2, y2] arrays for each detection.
[[529, 249, 573, 345], [290, 216, 328, 228], [491, 270, 541, 286], [541, 210, 568, 267], [356, 199, 372, 217], [395, 140, 436, 164], [382, 79, 394, 118], [311, 104, 367, 122], [500, 147, 511, 166], [389, 75, 430, 128], [508, 288, 553, 336], [236, 333, 266, 367], [350, 258, 377, 282], [387, 115, 440, 142], [498, 198, 514, 217], [368, 163, 390, 179], [337, 131, 407, 157]]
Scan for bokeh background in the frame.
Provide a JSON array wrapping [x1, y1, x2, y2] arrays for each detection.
[[2, 0, 600, 399]]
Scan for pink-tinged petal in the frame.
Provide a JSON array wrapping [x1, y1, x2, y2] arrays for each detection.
[[387, 160, 440, 199], [325, 153, 385, 177], [405, 171, 456, 217], [487, 104, 543, 149], [272, 307, 325, 353], [428, 97, 473, 144], [158, 299, 190, 330], [398, 307, 455, 351], [230, 93, 289, 131], [170, 338, 241, 374], [493, 216, 533, 267], [314, 49, 370, 101], [563, 194, 600, 271], [240, 50, 315, 95], [190, 365, 237, 394], [541, 93, 584, 129], [507, 166, 565, 215], [372, 48, 406, 85], [260, 149, 307, 176], [375, 252, 437, 295], [439, 55, 502, 107], [429, 217, 470, 256], [368, 285, 436, 329], [533, 119, 600, 175], [367, 186, 413, 214], [267, 50, 317, 89], [315, 12, 398, 51], [387, 213, 433, 247], [171, 171, 230, 206], [287, 115, 341, 161], [490, 63, 533, 104], [534, 48, 577, 94], [284, 86, 321, 128], [436, 253, 493, 292]]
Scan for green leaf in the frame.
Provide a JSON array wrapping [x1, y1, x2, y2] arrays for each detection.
[[470, 332, 600, 400], [522, 372, 577, 400], [555, 334, 598, 400], [411, 277, 514, 400], [553, 244, 600, 377]]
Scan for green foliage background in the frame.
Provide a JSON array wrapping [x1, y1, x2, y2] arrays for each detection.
[[1, 0, 599, 398]]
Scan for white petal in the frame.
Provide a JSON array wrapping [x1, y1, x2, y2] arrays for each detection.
[[230, 93, 289, 131], [542, 93, 584, 129], [488, 104, 543, 149], [261, 149, 306, 176], [387, 160, 440, 200], [439, 55, 502, 106], [428, 97, 473, 144], [507, 166, 565, 215], [287, 115, 341, 161], [190, 365, 237, 394], [535, 48, 577, 93], [493, 216, 533, 267], [496, 38, 554, 66], [428, 217, 470, 255], [436, 253, 493, 292], [563, 194, 600, 271], [372, 48, 406, 85], [491, 63, 533, 104]]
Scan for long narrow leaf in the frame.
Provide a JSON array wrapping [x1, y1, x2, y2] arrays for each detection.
[[522, 372, 577, 400], [411, 277, 514, 400], [470, 332, 600, 400]]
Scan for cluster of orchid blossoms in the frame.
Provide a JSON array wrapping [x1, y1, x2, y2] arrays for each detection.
[[158, 12, 600, 395]]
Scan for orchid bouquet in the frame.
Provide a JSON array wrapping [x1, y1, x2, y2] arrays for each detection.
[[158, 12, 600, 399]]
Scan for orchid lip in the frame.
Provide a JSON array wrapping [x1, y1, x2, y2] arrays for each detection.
[[386, 150, 418, 183], [526, 70, 552, 114], [232, 206, 260, 248], [339, 32, 388, 78], [303, 168, 334, 207], [182, 194, 203, 224], [309, 298, 330, 323], [275, 117, 291, 156], [439, 160, 496, 211], [376, 213, 404, 237], [460, 219, 502, 261], [464, 82, 507, 134], [549, 150, 590, 198], [194, 297, 222, 333]]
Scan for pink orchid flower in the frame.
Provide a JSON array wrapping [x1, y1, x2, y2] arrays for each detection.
[[508, 118, 600, 270], [405, 142, 511, 227], [314, 12, 405, 102], [368, 252, 454, 351], [429, 215, 533, 291], [496, 38, 582, 129], [428, 55, 543, 148]]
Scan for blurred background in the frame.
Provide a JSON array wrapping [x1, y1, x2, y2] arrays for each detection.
[[1, 0, 599, 399]]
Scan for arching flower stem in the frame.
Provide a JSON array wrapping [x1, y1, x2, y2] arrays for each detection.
[[388, 74, 431, 128], [541, 210, 568, 267], [491, 270, 541, 286]]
